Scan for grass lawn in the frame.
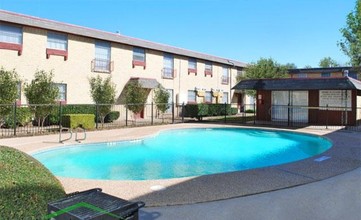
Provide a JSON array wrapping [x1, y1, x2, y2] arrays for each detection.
[[0, 146, 66, 219]]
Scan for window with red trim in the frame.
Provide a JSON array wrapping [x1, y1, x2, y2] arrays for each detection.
[[47, 31, 68, 60], [54, 83, 67, 104], [188, 58, 197, 74], [0, 23, 23, 55], [205, 61, 212, 77], [132, 47, 146, 69]]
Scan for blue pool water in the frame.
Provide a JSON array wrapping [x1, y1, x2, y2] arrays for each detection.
[[33, 128, 332, 180]]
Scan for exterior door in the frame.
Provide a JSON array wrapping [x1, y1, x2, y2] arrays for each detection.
[[271, 91, 308, 122]]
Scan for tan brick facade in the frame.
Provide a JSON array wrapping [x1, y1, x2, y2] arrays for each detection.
[[0, 11, 246, 106]]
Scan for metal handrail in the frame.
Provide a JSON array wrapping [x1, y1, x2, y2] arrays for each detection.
[[75, 126, 86, 143], [59, 126, 72, 143]]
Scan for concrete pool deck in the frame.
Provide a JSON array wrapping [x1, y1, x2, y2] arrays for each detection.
[[0, 124, 360, 208]]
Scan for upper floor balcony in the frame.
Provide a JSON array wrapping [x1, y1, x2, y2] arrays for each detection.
[[91, 58, 114, 73]]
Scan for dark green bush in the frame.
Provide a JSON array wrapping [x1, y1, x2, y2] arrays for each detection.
[[184, 104, 209, 120], [231, 107, 238, 115], [0, 146, 65, 219], [61, 114, 95, 129], [245, 109, 255, 113], [2, 107, 32, 128], [184, 104, 236, 119], [104, 111, 120, 123]]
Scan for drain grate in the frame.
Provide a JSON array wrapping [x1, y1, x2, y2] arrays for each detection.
[[314, 156, 331, 162]]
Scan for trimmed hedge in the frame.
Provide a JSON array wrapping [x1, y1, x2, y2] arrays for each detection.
[[47, 105, 96, 125], [61, 114, 95, 129], [184, 104, 237, 120], [0, 146, 65, 219]]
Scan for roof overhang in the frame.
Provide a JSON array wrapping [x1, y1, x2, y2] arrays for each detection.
[[128, 77, 159, 89], [0, 10, 247, 68], [232, 77, 361, 91]]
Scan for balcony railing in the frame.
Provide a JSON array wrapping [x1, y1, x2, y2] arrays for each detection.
[[221, 76, 229, 84], [91, 58, 114, 73], [162, 67, 176, 79]]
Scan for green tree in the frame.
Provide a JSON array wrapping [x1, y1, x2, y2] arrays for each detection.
[[0, 68, 19, 125], [123, 81, 147, 116], [236, 58, 289, 97], [154, 85, 170, 121], [319, 57, 340, 68], [338, 0, 361, 66], [24, 70, 59, 128], [89, 75, 116, 127]]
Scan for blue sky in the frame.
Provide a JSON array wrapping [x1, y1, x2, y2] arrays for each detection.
[[0, 0, 354, 67]]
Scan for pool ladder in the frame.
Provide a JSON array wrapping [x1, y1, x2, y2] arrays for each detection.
[[59, 125, 86, 143]]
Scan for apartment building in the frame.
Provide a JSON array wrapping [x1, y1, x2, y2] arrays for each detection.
[[288, 67, 359, 79], [0, 10, 247, 110]]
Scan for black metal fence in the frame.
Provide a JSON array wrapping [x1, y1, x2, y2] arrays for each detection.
[[0, 102, 360, 138]]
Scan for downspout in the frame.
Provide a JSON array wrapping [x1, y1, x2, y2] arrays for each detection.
[[227, 60, 235, 104]]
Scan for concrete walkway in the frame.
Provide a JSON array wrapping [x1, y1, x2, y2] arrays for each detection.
[[141, 166, 361, 220]]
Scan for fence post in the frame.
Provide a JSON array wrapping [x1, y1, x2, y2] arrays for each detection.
[[151, 102, 154, 125], [125, 105, 128, 127], [287, 103, 290, 127], [253, 102, 256, 125], [182, 102, 185, 123], [172, 102, 175, 124], [224, 102, 227, 124], [13, 102, 17, 136], [95, 104, 99, 129], [326, 104, 328, 129], [58, 102, 62, 131]]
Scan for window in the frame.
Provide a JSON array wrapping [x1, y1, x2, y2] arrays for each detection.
[[0, 23, 23, 55], [296, 73, 307, 78], [222, 67, 229, 84], [162, 53, 175, 79], [205, 91, 212, 103], [188, 58, 197, 74], [321, 72, 331, 78], [132, 47, 146, 69], [92, 40, 112, 72], [222, 92, 228, 104], [55, 83, 67, 103], [187, 90, 196, 103], [47, 31, 68, 60], [204, 61, 212, 76]]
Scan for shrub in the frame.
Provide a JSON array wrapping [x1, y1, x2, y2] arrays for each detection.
[[231, 107, 238, 115], [0, 146, 65, 219], [61, 114, 95, 129], [104, 111, 120, 123], [2, 107, 32, 128], [46, 105, 96, 125], [245, 109, 255, 113], [184, 104, 209, 120]]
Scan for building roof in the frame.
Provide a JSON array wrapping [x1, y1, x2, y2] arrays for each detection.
[[232, 77, 361, 91], [288, 66, 357, 74], [0, 10, 247, 68], [128, 77, 159, 89]]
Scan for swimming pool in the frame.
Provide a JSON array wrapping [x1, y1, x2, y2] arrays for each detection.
[[33, 128, 332, 180]]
